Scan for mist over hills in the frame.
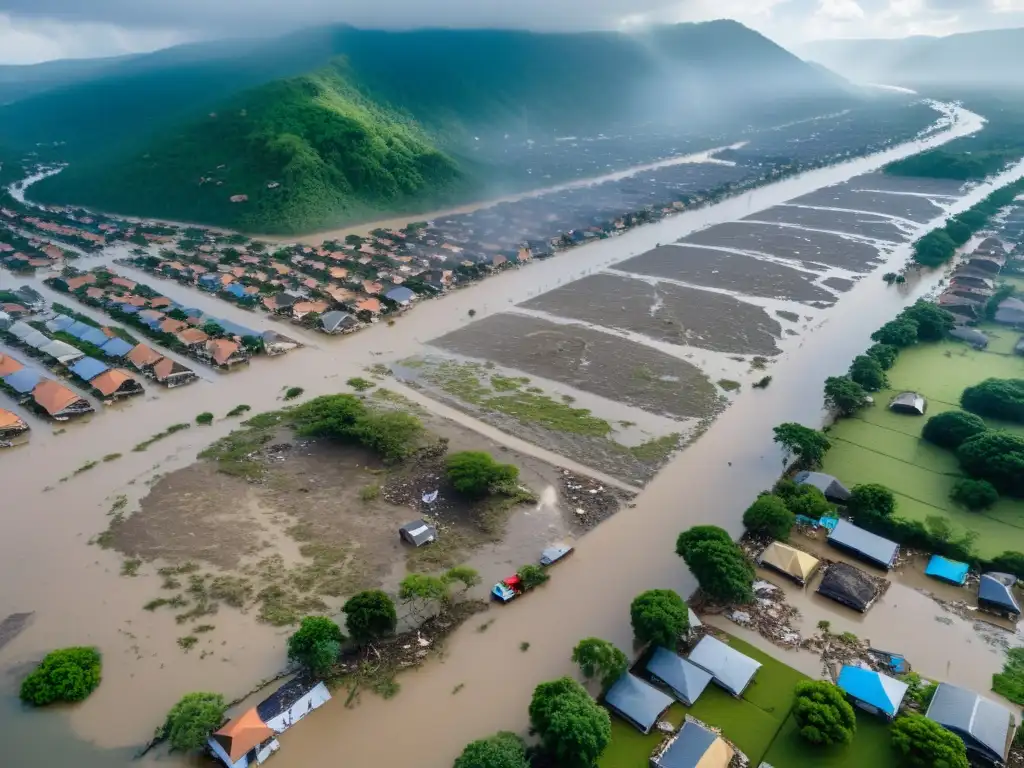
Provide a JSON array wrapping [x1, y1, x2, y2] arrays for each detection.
[[9, 21, 858, 233], [802, 27, 1024, 88]]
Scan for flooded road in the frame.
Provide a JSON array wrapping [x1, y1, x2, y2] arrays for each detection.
[[0, 100, 1015, 766]]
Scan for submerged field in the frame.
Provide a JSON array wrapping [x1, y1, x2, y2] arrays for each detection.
[[821, 326, 1024, 557]]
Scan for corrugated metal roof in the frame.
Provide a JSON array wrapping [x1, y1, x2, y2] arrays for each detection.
[[38, 340, 85, 363], [79, 328, 110, 346], [3, 368, 43, 393], [828, 519, 898, 569], [65, 320, 95, 339], [794, 471, 851, 501], [653, 720, 733, 768], [837, 666, 908, 716], [645, 647, 713, 706], [70, 357, 110, 382], [45, 315, 75, 333], [926, 683, 1013, 762], [687, 636, 761, 696], [100, 337, 134, 357], [604, 674, 673, 733]]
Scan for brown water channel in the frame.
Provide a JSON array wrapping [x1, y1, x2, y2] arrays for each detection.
[[0, 101, 1013, 766]]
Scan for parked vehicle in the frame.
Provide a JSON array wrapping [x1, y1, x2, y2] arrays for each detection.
[[540, 544, 574, 566], [491, 575, 522, 603]]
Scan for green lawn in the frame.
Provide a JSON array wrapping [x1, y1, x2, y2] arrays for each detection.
[[821, 329, 1024, 557], [762, 711, 900, 768]]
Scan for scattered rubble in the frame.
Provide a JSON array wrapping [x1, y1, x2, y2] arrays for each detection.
[[692, 580, 803, 648], [560, 469, 634, 529]]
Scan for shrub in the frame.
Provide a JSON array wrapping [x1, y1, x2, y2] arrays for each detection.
[[528, 678, 611, 768], [292, 394, 367, 437], [359, 483, 381, 501], [346, 377, 374, 392], [912, 229, 957, 268], [571, 638, 629, 689], [683, 539, 756, 603], [891, 713, 968, 768], [446, 451, 520, 497], [343, 590, 397, 645], [287, 616, 344, 674], [19, 647, 102, 706], [824, 376, 870, 416], [517, 564, 550, 591], [847, 483, 896, 519], [226, 404, 251, 418], [354, 411, 425, 462], [743, 495, 795, 539], [792, 680, 857, 745], [901, 301, 955, 341], [773, 423, 832, 468], [961, 378, 1024, 423], [785, 485, 832, 519], [195, 412, 214, 426], [957, 431, 1024, 496], [865, 343, 899, 370], [162, 692, 227, 752], [922, 410, 988, 450], [989, 551, 1024, 581], [950, 478, 999, 511], [454, 732, 529, 768], [848, 355, 887, 392], [283, 386, 304, 401], [629, 590, 689, 648], [871, 318, 919, 348]]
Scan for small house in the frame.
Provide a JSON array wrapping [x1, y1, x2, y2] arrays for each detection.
[[31, 380, 93, 419], [978, 573, 1021, 617], [399, 520, 437, 547], [205, 339, 248, 368], [925, 555, 970, 586], [994, 298, 1024, 328], [757, 541, 820, 585], [926, 683, 1016, 767], [0, 408, 29, 442], [603, 673, 673, 734], [384, 286, 415, 306], [650, 719, 735, 768], [817, 562, 880, 612], [794, 471, 851, 503], [3, 367, 42, 394], [0, 353, 24, 378], [950, 326, 989, 349], [836, 665, 908, 720], [687, 636, 761, 697], [38, 339, 85, 364], [90, 369, 144, 399], [261, 331, 299, 356], [889, 391, 927, 416], [100, 337, 135, 358], [938, 293, 981, 320], [126, 344, 164, 370], [70, 357, 110, 383], [319, 311, 357, 334], [152, 357, 198, 388], [827, 519, 899, 569], [208, 708, 278, 768], [256, 678, 331, 733], [645, 647, 713, 706]]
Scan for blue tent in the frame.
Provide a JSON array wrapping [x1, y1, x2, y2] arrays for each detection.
[[65, 320, 94, 339], [604, 674, 673, 734], [70, 357, 109, 382], [837, 666, 909, 719], [925, 555, 969, 586], [79, 328, 110, 346], [100, 337, 134, 357], [3, 368, 43, 393]]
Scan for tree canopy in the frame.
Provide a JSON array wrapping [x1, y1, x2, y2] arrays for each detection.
[[446, 451, 519, 497], [957, 431, 1024, 496], [773, 423, 832, 468], [848, 355, 887, 392], [571, 638, 629, 689], [912, 229, 957, 268], [961, 378, 1024, 424], [528, 677, 611, 768], [743, 494, 795, 539], [792, 680, 857, 746], [891, 713, 969, 768], [517, 564, 550, 591], [353, 411, 425, 462], [871, 318, 919, 348], [846, 483, 897, 519], [950, 478, 999, 511], [287, 616, 344, 674], [630, 589, 690, 648], [922, 410, 988, 450], [865, 343, 899, 370], [824, 376, 870, 416], [681, 539, 755, 604], [19, 646, 102, 706], [162, 692, 228, 752], [676, 525, 734, 558], [902, 301, 955, 341], [784, 485, 832, 520], [453, 732, 530, 768], [291, 394, 425, 461], [343, 590, 397, 645]]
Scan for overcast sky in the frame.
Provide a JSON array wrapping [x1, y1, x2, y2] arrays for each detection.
[[1, 0, 1023, 64]]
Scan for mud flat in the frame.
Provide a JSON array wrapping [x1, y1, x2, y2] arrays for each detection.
[[614, 245, 840, 305], [679, 221, 888, 272], [744, 204, 910, 241], [521, 272, 784, 355], [845, 171, 968, 196], [788, 184, 950, 221]]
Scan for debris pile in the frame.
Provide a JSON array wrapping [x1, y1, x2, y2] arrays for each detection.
[[694, 580, 803, 648], [560, 469, 633, 529]]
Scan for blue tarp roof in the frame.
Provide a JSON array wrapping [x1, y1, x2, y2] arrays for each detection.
[[223, 283, 246, 298], [70, 357, 109, 382], [4, 368, 43, 393], [45, 315, 75, 333], [653, 721, 722, 768], [827, 519, 899, 569], [65, 320, 94, 339], [604, 674, 673, 733], [978, 573, 1021, 614], [837, 666, 908, 716], [116, 304, 141, 315], [925, 555, 970, 586], [100, 337, 134, 357], [645, 647, 713, 706], [385, 286, 415, 303], [79, 328, 110, 346]]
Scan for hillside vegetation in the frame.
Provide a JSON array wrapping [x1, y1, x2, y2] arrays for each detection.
[[32, 63, 465, 234]]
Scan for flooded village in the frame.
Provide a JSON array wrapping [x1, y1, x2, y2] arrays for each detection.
[[3, 91, 1024, 768]]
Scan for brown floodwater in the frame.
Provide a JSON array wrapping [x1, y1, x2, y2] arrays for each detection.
[[1, 101, 1015, 766]]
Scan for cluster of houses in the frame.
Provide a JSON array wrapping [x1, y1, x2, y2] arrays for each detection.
[[0, 223, 69, 271], [0, 351, 92, 420], [45, 268, 299, 369], [938, 239, 1023, 333]]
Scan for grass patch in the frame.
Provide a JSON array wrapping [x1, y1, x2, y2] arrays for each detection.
[[347, 377, 375, 392], [209, 576, 253, 608], [195, 412, 214, 426], [192, 624, 216, 634], [718, 379, 742, 392], [359, 483, 381, 501], [226, 404, 251, 418], [993, 647, 1024, 705], [177, 636, 198, 652], [628, 433, 681, 463], [133, 423, 190, 451], [199, 420, 279, 478], [103, 453, 122, 462], [762, 711, 899, 768], [283, 386, 304, 401], [688, 687, 784, 764], [406, 530, 473, 571], [75, 460, 99, 475], [121, 558, 142, 577]]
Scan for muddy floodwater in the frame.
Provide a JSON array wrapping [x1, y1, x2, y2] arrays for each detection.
[[4, 99, 1022, 767]]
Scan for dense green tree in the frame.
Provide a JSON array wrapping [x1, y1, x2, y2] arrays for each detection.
[[961, 378, 1024, 423], [848, 355, 888, 392], [292, 394, 367, 438], [901, 302, 956, 341], [630, 590, 690, 648], [824, 376, 870, 416], [950, 478, 999, 511], [871, 318, 919, 348], [287, 616, 344, 674], [453, 732, 529, 768], [353, 411, 425, 461], [847, 483, 897, 519], [989, 551, 1024, 581], [343, 590, 397, 645], [675, 525, 734, 559], [957, 431, 1024, 496], [19, 647, 102, 706], [528, 678, 610, 768], [162, 692, 227, 752], [743, 495, 795, 539], [571, 638, 629, 689], [891, 713, 969, 768], [944, 218, 972, 246], [446, 451, 520, 497], [683, 540, 755, 604], [792, 680, 857, 746], [773, 423, 832, 468], [912, 229, 957, 268], [865, 342, 899, 370], [399, 573, 451, 607], [785, 485, 832, 520], [922, 410, 988, 450]]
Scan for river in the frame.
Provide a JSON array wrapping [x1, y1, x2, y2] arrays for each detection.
[[0, 98, 1014, 766]]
